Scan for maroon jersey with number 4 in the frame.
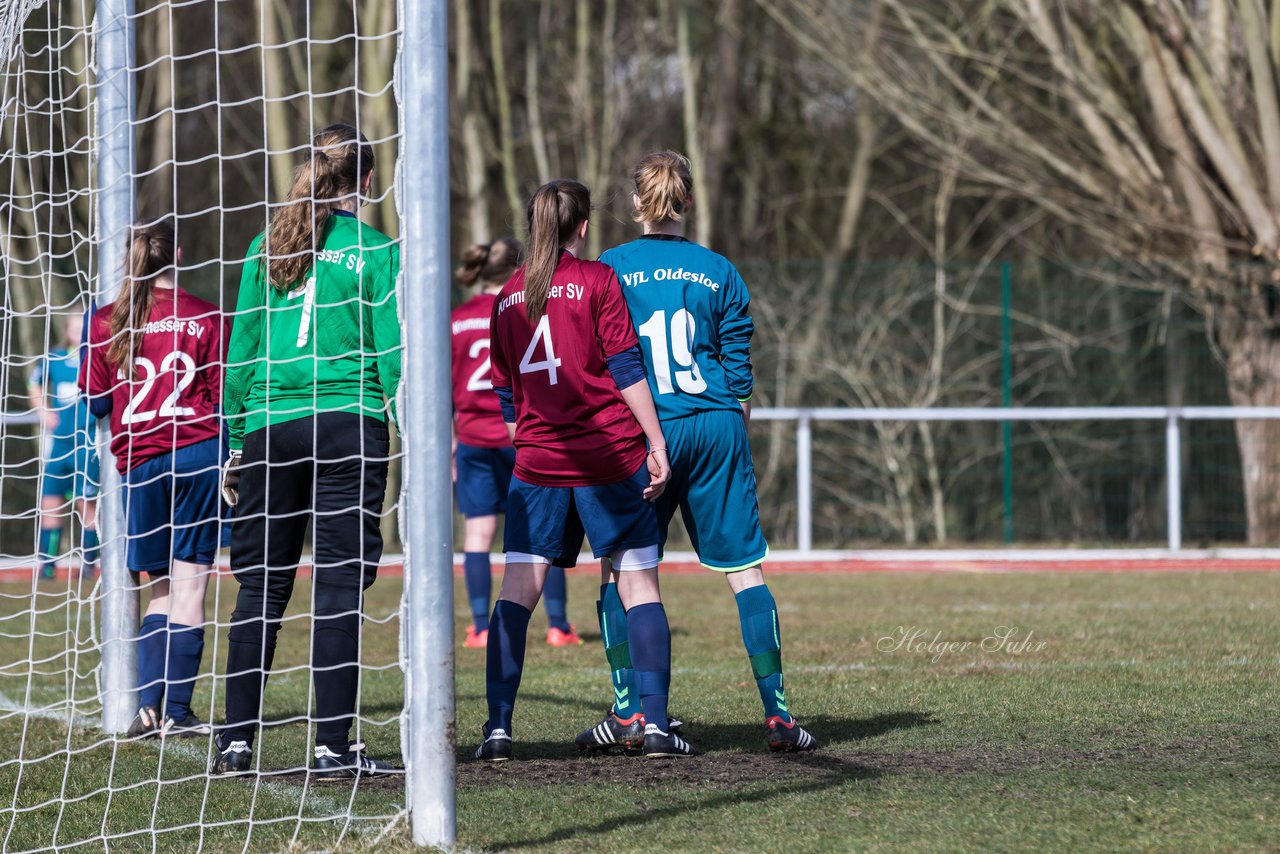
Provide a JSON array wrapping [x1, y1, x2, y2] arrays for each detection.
[[450, 292, 510, 448], [80, 287, 229, 473], [489, 253, 646, 486]]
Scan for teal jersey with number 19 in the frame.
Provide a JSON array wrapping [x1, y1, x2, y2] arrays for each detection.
[[599, 234, 754, 421], [223, 210, 401, 451]]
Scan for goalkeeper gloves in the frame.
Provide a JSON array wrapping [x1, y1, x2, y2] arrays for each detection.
[[221, 450, 243, 507]]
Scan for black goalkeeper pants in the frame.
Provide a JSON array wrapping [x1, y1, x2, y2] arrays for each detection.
[[222, 412, 390, 753]]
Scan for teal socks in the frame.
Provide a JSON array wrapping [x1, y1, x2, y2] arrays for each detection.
[[597, 582, 640, 719], [735, 584, 790, 722]]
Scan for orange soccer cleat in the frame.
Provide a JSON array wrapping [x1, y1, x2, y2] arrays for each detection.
[[464, 626, 488, 649], [545, 625, 583, 647]]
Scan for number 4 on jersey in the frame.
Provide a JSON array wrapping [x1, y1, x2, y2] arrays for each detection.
[[519, 315, 562, 385]]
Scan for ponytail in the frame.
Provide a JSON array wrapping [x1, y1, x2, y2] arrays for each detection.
[[455, 237, 522, 287], [266, 123, 374, 292], [523, 180, 591, 322], [632, 150, 693, 224], [107, 217, 175, 374]]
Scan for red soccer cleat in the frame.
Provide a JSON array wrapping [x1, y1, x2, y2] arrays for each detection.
[[546, 625, 583, 647], [464, 626, 488, 649]]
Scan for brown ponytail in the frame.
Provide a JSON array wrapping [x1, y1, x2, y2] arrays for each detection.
[[266, 123, 374, 292], [107, 217, 175, 373], [523, 180, 591, 322], [632, 150, 693, 224], [456, 237, 523, 287]]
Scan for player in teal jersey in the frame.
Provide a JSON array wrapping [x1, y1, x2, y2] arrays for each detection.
[[578, 151, 816, 753], [28, 313, 99, 581]]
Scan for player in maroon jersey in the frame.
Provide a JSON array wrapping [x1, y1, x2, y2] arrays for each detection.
[[473, 179, 695, 761], [451, 238, 581, 650], [80, 217, 229, 739]]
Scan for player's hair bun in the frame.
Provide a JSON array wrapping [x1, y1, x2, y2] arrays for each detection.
[[455, 243, 491, 285], [456, 237, 523, 287], [633, 150, 693, 225]]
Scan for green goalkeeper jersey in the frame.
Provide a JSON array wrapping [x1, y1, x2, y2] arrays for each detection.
[[223, 210, 401, 450]]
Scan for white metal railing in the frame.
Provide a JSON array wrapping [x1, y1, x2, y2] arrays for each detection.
[[10, 405, 1280, 552], [751, 406, 1280, 552]]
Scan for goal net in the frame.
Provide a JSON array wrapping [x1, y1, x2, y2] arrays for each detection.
[[0, 1, 422, 849]]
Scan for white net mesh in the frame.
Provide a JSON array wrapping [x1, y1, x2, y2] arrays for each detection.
[[1, 1, 408, 848]]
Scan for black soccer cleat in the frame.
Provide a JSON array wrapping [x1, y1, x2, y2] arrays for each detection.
[[576, 712, 646, 753], [162, 712, 212, 739], [474, 728, 513, 762], [126, 706, 162, 740], [766, 716, 818, 752], [311, 742, 399, 779], [210, 734, 253, 776], [642, 723, 697, 758]]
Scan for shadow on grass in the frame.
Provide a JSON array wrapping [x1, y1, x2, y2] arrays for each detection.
[[456, 710, 938, 762], [475, 750, 882, 850]]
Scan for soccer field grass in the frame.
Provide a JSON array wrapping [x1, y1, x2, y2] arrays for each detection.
[[1, 568, 1277, 852]]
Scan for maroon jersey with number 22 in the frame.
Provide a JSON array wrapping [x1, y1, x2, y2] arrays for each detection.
[[80, 287, 228, 473], [489, 252, 645, 487]]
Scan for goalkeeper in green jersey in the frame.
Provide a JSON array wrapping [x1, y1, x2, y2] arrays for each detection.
[[212, 123, 402, 779]]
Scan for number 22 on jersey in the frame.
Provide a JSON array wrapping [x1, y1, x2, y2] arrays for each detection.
[[638, 308, 707, 395], [118, 351, 198, 424]]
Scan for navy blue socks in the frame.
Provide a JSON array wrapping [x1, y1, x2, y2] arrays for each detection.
[[463, 552, 492, 632], [626, 602, 672, 731], [543, 566, 570, 632], [485, 599, 531, 734], [137, 614, 168, 710], [164, 623, 205, 722], [736, 584, 790, 722]]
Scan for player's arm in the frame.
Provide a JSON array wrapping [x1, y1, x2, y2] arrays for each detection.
[[367, 240, 403, 426], [223, 237, 268, 453], [488, 299, 516, 442], [27, 360, 56, 430], [720, 266, 756, 424], [595, 269, 669, 500], [76, 317, 114, 420]]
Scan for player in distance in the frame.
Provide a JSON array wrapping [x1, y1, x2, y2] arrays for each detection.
[[80, 217, 228, 739], [577, 150, 816, 754], [451, 238, 581, 650], [29, 312, 100, 582], [213, 123, 401, 779], [475, 179, 695, 761]]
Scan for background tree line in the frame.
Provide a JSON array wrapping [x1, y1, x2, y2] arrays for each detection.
[[0, 0, 1265, 549]]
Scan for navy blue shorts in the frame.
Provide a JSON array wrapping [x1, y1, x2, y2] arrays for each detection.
[[503, 461, 659, 568], [124, 437, 223, 575], [455, 443, 516, 518], [660, 409, 769, 571]]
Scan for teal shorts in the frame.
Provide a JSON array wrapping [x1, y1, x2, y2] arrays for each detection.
[[660, 408, 768, 571], [41, 443, 100, 501]]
